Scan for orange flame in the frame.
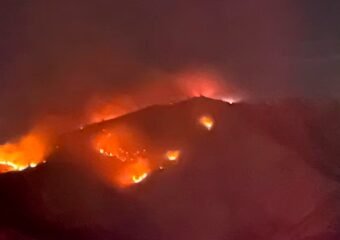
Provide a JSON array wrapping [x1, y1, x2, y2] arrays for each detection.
[[166, 150, 181, 161], [0, 128, 52, 173], [0, 161, 26, 172], [116, 158, 150, 186], [132, 172, 148, 184], [93, 127, 152, 187], [199, 115, 215, 131]]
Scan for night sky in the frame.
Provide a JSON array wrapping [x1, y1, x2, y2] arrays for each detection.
[[0, 0, 339, 137]]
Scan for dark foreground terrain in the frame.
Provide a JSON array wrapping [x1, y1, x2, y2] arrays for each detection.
[[1, 97, 340, 240]]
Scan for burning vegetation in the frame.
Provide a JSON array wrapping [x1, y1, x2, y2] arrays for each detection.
[[0, 97, 223, 188], [89, 107, 217, 188], [92, 126, 154, 187], [132, 172, 148, 184], [117, 158, 150, 186], [199, 115, 215, 131], [0, 75, 235, 187], [0, 66, 242, 179], [0, 128, 51, 173], [89, 108, 219, 188], [94, 130, 182, 187], [166, 150, 181, 161]]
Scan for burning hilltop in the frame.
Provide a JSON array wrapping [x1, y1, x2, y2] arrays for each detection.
[[0, 97, 340, 240], [0, 69, 241, 177]]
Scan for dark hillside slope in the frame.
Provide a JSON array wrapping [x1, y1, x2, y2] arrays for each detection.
[[0, 97, 339, 240]]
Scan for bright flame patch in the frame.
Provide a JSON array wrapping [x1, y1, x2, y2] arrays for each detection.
[[199, 115, 215, 131], [93, 127, 153, 187], [0, 161, 27, 172], [0, 129, 51, 173], [166, 150, 181, 161], [132, 172, 148, 184], [117, 159, 150, 186]]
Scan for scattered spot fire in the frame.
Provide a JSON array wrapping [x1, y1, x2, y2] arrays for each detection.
[[166, 150, 181, 161], [98, 146, 147, 163], [199, 115, 215, 131]]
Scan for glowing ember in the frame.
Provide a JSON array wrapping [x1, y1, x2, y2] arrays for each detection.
[[98, 145, 147, 162], [166, 150, 181, 161], [132, 172, 148, 183], [199, 115, 215, 130]]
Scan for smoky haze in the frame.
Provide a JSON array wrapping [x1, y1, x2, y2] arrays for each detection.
[[0, 0, 339, 138]]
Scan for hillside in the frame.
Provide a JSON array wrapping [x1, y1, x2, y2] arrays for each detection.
[[0, 97, 340, 240]]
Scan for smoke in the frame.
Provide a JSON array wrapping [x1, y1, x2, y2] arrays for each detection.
[[0, 0, 302, 140]]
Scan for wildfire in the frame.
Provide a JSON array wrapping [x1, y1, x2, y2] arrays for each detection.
[[91, 111, 217, 187], [0, 129, 51, 173], [0, 161, 27, 172], [132, 172, 148, 184], [98, 145, 147, 163], [116, 158, 151, 186], [199, 115, 215, 131], [93, 127, 153, 187], [166, 150, 181, 161]]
